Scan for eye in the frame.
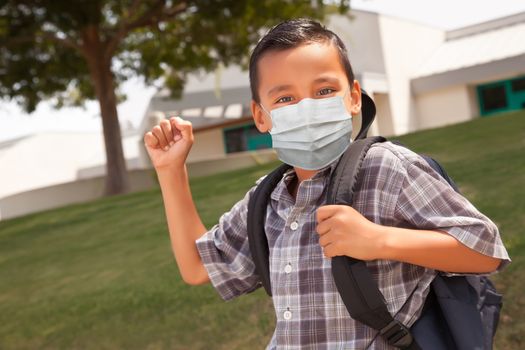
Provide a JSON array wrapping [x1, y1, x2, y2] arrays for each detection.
[[317, 88, 336, 96], [275, 96, 293, 104]]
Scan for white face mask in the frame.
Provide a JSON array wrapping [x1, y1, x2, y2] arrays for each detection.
[[260, 88, 353, 170]]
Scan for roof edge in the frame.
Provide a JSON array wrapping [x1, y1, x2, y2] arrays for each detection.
[[446, 11, 525, 41], [411, 53, 525, 94]]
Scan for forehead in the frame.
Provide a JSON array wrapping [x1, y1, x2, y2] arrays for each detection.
[[257, 41, 347, 95]]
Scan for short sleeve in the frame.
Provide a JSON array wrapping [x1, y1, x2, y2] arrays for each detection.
[[391, 149, 511, 276], [195, 177, 266, 301]]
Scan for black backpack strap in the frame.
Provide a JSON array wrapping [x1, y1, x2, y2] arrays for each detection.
[[327, 136, 421, 350], [326, 136, 386, 204], [247, 163, 291, 296]]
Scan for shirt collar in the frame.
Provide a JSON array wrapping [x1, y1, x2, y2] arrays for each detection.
[[270, 154, 342, 202], [283, 154, 340, 180]]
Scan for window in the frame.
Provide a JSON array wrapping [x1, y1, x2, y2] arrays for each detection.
[[477, 75, 525, 116], [223, 123, 272, 154], [480, 85, 507, 112], [511, 77, 525, 92], [224, 127, 246, 153]]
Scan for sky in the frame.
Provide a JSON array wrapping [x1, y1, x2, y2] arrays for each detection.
[[1, 0, 524, 143]]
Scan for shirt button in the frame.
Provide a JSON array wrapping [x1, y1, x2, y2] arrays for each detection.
[[284, 263, 292, 274], [290, 221, 299, 230], [283, 309, 292, 320]]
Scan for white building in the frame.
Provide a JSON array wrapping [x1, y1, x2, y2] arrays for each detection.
[[0, 127, 148, 220], [0, 129, 142, 200]]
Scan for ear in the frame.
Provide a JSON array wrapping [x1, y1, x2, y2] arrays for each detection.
[[251, 100, 272, 132], [348, 80, 362, 117]]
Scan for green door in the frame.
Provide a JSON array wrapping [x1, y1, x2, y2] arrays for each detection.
[[246, 126, 272, 150], [477, 76, 525, 116], [509, 77, 525, 110], [223, 123, 272, 153]]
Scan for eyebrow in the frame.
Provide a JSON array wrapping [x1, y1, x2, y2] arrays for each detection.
[[266, 76, 341, 97], [313, 76, 340, 85], [267, 84, 293, 97]]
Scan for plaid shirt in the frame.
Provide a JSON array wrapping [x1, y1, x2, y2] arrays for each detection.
[[195, 141, 511, 349]]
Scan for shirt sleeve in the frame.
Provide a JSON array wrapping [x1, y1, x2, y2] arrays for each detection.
[[388, 146, 511, 276], [195, 176, 266, 301]]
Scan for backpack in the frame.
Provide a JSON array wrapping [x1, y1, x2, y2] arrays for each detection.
[[246, 91, 503, 350]]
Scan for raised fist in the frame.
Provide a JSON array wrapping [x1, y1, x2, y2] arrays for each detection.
[[143, 116, 194, 171]]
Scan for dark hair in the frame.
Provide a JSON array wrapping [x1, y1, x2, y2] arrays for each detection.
[[249, 18, 355, 103]]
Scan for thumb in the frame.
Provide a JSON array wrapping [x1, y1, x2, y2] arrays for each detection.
[[316, 205, 339, 223]]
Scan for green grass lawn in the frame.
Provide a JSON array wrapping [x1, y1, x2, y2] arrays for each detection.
[[0, 110, 524, 349]]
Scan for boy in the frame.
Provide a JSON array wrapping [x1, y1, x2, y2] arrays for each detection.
[[143, 19, 510, 349]]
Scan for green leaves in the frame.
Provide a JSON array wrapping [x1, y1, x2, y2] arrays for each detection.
[[0, 0, 348, 111]]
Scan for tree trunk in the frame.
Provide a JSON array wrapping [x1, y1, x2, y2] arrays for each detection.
[[96, 67, 131, 196], [83, 28, 130, 196]]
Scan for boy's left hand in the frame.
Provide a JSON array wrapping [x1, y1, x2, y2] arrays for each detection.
[[316, 205, 385, 261]]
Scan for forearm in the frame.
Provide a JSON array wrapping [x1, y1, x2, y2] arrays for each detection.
[[378, 225, 501, 274], [156, 165, 210, 285]]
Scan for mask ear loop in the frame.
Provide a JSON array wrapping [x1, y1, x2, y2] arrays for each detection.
[[342, 84, 353, 100], [341, 86, 354, 118], [258, 103, 275, 132], [259, 103, 271, 117], [341, 85, 354, 142]]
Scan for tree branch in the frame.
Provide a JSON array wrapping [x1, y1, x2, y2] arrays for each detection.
[[3, 30, 81, 52], [41, 30, 82, 52], [104, 1, 188, 58]]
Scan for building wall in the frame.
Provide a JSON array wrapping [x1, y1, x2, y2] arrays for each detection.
[[327, 11, 386, 75], [0, 149, 277, 221], [187, 128, 226, 162], [0, 168, 158, 221], [0, 132, 141, 199], [415, 85, 478, 130], [374, 93, 396, 136], [378, 16, 444, 135]]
